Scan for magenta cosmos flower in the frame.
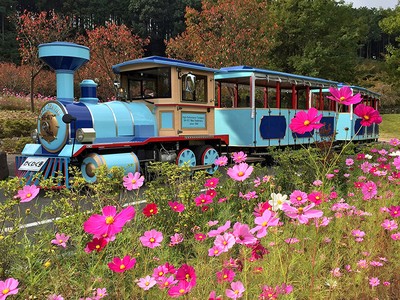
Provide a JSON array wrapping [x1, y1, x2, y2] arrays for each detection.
[[108, 255, 136, 273], [216, 268, 236, 283], [83, 205, 135, 237], [361, 181, 377, 200], [354, 104, 382, 126], [168, 201, 185, 212], [15, 184, 40, 203], [48, 295, 64, 300], [231, 151, 247, 163], [232, 222, 257, 245], [175, 264, 197, 287], [204, 177, 219, 188], [327, 86, 362, 105], [226, 281, 245, 299], [282, 203, 323, 224], [123, 172, 144, 190], [0, 278, 19, 300], [194, 193, 213, 207], [51, 233, 70, 248], [139, 229, 163, 248], [289, 107, 324, 134], [227, 163, 253, 181]]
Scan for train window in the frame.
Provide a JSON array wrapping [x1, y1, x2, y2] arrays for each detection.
[[126, 67, 171, 100], [297, 89, 307, 109], [268, 88, 276, 108], [219, 83, 234, 107], [182, 74, 207, 102], [237, 84, 250, 107], [280, 89, 292, 109], [255, 87, 265, 108]]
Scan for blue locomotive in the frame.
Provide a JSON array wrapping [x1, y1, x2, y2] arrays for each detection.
[[15, 42, 380, 187]]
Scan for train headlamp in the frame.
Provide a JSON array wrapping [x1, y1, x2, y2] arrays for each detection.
[[76, 128, 96, 143]]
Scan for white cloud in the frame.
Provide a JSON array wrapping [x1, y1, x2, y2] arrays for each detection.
[[345, 0, 398, 9]]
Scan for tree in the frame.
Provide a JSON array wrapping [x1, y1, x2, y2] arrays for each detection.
[[76, 22, 149, 99], [268, 0, 368, 83], [166, 0, 279, 68], [129, 0, 201, 55], [16, 10, 72, 111]]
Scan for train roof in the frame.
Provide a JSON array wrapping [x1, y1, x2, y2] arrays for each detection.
[[215, 65, 338, 88], [348, 85, 381, 97], [112, 56, 217, 74]]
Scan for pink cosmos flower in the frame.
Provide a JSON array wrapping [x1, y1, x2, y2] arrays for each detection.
[[308, 191, 323, 205], [313, 180, 323, 186], [93, 288, 107, 299], [351, 229, 365, 238], [389, 206, 400, 218], [194, 194, 213, 207], [345, 158, 354, 166], [208, 245, 224, 257], [331, 268, 342, 277], [390, 138, 400, 146], [289, 107, 324, 134], [158, 275, 178, 289], [251, 209, 280, 238], [214, 156, 228, 166], [239, 191, 258, 201], [285, 237, 300, 244], [390, 232, 400, 240], [123, 172, 144, 190], [381, 219, 398, 231], [226, 281, 245, 299], [85, 237, 108, 253], [361, 181, 377, 200], [168, 201, 185, 212], [369, 277, 380, 287], [282, 202, 323, 224], [327, 86, 362, 105], [140, 229, 163, 248], [0, 278, 19, 300], [254, 202, 272, 217], [107, 255, 136, 273], [354, 104, 382, 126], [51, 233, 70, 248], [205, 177, 219, 188], [227, 163, 253, 181], [394, 157, 400, 170], [216, 268, 235, 283], [194, 233, 207, 241], [231, 151, 247, 163], [48, 295, 64, 300], [15, 184, 40, 203], [208, 221, 231, 237], [167, 280, 192, 298], [137, 275, 157, 290], [170, 233, 184, 246], [232, 222, 257, 245], [357, 259, 368, 269], [214, 233, 236, 252], [153, 265, 169, 280], [209, 291, 222, 300], [289, 190, 308, 206], [83, 205, 135, 237]]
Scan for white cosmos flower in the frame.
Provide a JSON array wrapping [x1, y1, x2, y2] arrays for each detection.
[[268, 193, 290, 211], [389, 151, 400, 157], [365, 154, 373, 160]]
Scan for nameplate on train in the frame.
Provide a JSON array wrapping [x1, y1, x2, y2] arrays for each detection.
[[181, 113, 206, 129], [19, 157, 48, 171]]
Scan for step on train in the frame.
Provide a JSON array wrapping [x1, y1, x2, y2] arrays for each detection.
[[15, 42, 380, 187]]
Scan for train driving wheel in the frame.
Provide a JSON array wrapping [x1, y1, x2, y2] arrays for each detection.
[[176, 148, 196, 168], [195, 145, 219, 174]]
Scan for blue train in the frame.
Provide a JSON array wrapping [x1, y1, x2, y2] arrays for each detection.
[[15, 42, 380, 187]]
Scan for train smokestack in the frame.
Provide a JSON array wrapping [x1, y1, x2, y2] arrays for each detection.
[[38, 42, 90, 103]]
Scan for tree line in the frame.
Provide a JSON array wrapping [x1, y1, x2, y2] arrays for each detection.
[[1, 0, 400, 109]]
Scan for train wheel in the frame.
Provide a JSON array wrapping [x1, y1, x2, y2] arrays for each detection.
[[195, 145, 219, 174], [176, 148, 196, 168]]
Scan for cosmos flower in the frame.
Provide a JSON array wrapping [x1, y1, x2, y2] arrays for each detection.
[[194, 233, 207, 241], [15, 184, 40, 203], [175, 264, 196, 287], [208, 291, 223, 300], [107, 255, 136, 273], [140, 229, 163, 248], [282, 203, 323, 224], [289, 190, 308, 206], [83, 205, 135, 237], [354, 104, 382, 126], [214, 232, 236, 252], [123, 172, 144, 190], [204, 177, 219, 188], [268, 193, 290, 211], [289, 107, 324, 134], [167, 280, 192, 298], [251, 209, 280, 238], [214, 156, 228, 166], [216, 268, 235, 283], [388, 206, 400, 218], [327, 86, 362, 105], [227, 163, 253, 181], [142, 203, 158, 217], [381, 219, 398, 231], [208, 221, 231, 237], [47, 295, 64, 300], [136, 275, 157, 290], [194, 194, 213, 207], [361, 181, 377, 200], [369, 277, 380, 287], [225, 281, 245, 299], [231, 151, 247, 163], [232, 222, 257, 245], [51, 233, 70, 248], [85, 237, 108, 253], [168, 201, 185, 212], [0, 278, 19, 300], [169, 233, 184, 246]]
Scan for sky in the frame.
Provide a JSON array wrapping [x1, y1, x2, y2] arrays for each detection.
[[345, 0, 398, 9]]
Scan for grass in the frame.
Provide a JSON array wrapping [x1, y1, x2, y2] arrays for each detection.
[[380, 114, 400, 141]]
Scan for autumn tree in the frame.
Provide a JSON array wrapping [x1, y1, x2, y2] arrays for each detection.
[[16, 10, 72, 111], [165, 0, 279, 68], [76, 22, 149, 100]]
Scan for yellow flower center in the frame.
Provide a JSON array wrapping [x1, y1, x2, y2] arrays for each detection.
[[58, 239, 63, 243], [223, 274, 228, 279], [145, 281, 150, 286], [173, 206, 177, 210], [303, 120, 310, 126], [150, 238, 155, 243], [149, 209, 154, 213], [179, 289, 185, 294], [364, 115, 370, 120], [339, 96, 346, 102], [214, 249, 219, 254], [95, 245, 100, 249], [296, 196, 302, 201], [26, 193, 32, 198], [223, 241, 227, 245], [185, 274, 190, 279], [105, 216, 114, 225], [297, 207, 304, 214], [159, 271, 164, 276], [131, 179, 136, 184], [262, 221, 268, 227], [164, 281, 169, 286], [238, 171, 244, 177], [2, 289, 9, 295], [120, 264, 126, 270], [201, 199, 205, 203], [234, 289, 239, 294], [316, 196, 320, 200]]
